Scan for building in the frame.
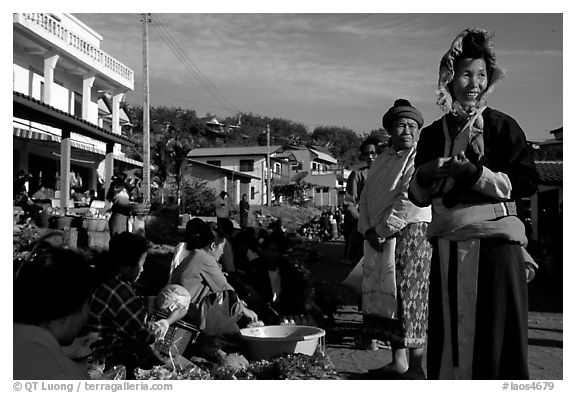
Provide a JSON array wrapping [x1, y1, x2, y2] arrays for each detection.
[[13, 13, 140, 210], [187, 145, 287, 205], [185, 160, 259, 206], [525, 127, 563, 275], [187, 144, 344, 207], [282, 146, 346, 207]]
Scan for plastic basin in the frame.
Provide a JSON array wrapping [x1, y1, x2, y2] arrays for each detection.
[[240, 325, 325, 360]]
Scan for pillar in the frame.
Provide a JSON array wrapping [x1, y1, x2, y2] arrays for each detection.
[[82, 75, 95, 121], [60, 129, 71, 215], [104, 142, 114, 197], [43, 53, 59, 106]]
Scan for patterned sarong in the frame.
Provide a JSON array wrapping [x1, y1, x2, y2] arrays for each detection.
[[363, 222, 432, 348]]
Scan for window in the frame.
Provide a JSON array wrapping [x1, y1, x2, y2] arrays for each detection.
[[239, 159, 254, 172], [292, 162, 303, 171], [251, 186, 255, 199], [73, 92, 83, 117], [207, 160, 221, 167]]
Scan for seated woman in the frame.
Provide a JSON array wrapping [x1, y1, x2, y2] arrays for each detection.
[[14, 247, 94, 379], [86, 232, 186, 377], [169, 220, 258, 352], [240, 233, 319, 325]]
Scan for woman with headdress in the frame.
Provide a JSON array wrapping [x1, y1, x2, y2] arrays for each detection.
[[409, 28, 538, 379], [106, 173, 131, 235]]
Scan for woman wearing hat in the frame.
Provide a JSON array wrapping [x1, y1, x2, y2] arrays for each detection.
[[358, 99, 432, 379], [409, 28, 538, 379]]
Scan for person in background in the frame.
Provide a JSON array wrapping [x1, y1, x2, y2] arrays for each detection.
[[170, 218, 205, 276], [106, 173, 131, 235], [409, 28, 538, 379], [215, 191, 231, 226], [343, 137, 380, 263], [359, 99, 432, 379], [239, 194, 250, 228], [217, 218, 237, 274], [14, 247, 94, 379], [239, 233, 317, 325]]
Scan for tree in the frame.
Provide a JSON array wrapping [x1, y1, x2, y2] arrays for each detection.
[[310, 126, 361, 168]]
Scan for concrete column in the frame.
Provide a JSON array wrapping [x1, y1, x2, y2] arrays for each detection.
[[82, 76, 95, 121], [60, 129, 71, 215], [112, 92, 123, 135], [43, 53, 60, 106], [234, 178, 241, 205], [104, 143, 114, 197]]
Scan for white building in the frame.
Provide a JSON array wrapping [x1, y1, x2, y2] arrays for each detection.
[[13, 13, 140, 209]]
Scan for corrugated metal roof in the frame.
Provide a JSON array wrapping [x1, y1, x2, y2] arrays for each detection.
[[309, 148, 338, 164], [535, 161, 562, 184], [187, 159, 260, 180], [187, 145, 284, 157]]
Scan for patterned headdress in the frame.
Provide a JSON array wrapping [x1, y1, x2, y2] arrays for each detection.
[[437, 28, 506, 115]]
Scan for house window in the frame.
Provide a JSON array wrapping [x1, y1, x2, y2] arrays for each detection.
[[274, 163, 281, 174], [73, 92, 83, 117], [251, 186, 255, 199], [239, 159, 254, 172], [207, 160, 221, 167], [292, 162, 303, 171]]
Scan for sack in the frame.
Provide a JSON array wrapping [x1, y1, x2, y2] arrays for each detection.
[[341, 258, 363, 295]]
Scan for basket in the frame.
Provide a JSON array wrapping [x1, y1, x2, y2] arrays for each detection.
[[240, 325, 326, 360], [149, 313, 200, 357], [130, 202, 151, 216]]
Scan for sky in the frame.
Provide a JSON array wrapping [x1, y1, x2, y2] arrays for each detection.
[[74, 12, 563, 141]]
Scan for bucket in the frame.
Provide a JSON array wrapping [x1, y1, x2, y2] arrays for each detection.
[[55, 216, 73, 230], [240, 325, 325, 360]]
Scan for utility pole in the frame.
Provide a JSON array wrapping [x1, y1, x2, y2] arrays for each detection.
[[266, 124, 271, 207], [141, 13, 151, 203]]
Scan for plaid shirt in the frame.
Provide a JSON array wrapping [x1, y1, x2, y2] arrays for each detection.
[[86, 274, 155, 346]]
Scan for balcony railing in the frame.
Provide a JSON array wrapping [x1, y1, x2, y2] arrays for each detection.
[[311, 168, 344, 176], [18, 13, 134, 86]]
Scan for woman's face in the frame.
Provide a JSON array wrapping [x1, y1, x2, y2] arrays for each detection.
[[451, 57, 489, 108], [208, 240, 225, 261], [125, 252, 147, 282]]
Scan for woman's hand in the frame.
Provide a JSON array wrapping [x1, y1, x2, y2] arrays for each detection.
[[150, 319, 170, 341], [365, 228, 384, 252], [242, 307, 259, 322], [417, 158, 452, 187], [450, 151, 479, 183]]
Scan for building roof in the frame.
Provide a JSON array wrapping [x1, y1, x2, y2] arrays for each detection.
[[187, 145, 284, 158], [309, 148, 338, 164], [13, 92, 133, 146], [187, 159, 260, 181], [535, 161, 563, 184]]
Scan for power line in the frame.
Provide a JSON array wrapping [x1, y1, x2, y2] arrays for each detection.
[[150, 14, 241, 115]]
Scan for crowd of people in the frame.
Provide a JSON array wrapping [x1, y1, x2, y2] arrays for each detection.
[[14, 27, 539, 381]]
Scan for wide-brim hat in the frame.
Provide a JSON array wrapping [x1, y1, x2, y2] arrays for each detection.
[[437, 28, 506, 113]]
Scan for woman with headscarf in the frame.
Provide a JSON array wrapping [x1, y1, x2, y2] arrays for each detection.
[[409, 28, 538, 379], [358, 99, 432, 378]]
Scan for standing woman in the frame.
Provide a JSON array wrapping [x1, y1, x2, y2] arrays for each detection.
[[106, 173, 131, 235], [409, 28, 538, 379]]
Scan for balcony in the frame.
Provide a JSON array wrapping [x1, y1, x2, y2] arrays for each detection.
[[14, 13, 134, 89], [311, 168, 344, 176]]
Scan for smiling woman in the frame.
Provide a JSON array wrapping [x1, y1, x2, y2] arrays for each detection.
[[409, 28, 539, 380]]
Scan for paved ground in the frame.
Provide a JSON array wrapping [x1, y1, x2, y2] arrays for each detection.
[[305, 240, 563, 380]]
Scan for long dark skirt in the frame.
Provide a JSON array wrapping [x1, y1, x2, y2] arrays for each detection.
[[363, 222, 433, 348], [109, 212, 129, 235], [426, 238, 529, 380]]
